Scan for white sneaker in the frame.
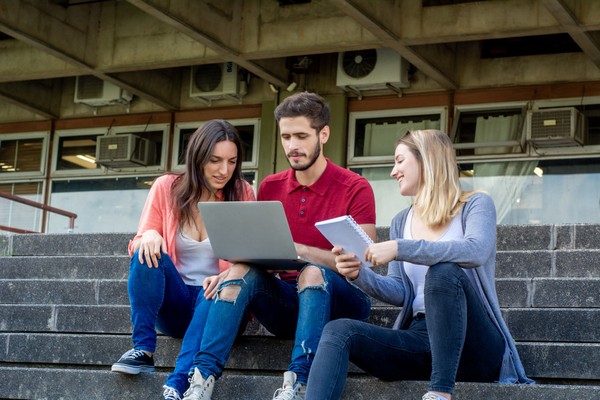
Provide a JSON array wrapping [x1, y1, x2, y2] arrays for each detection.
[[422, 392, 449, 400], [162, 385, 182, 400], [272, 371, 306, 400], [182, 368, 215, 400]]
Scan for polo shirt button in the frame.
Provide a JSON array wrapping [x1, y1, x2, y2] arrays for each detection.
[[303, 187, 308, 191], [301, 198, 306, 203], [300, 210, 305, 215]]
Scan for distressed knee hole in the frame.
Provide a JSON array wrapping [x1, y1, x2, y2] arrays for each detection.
[[298, 265, 326, 290], [218, 284, 242, 302]]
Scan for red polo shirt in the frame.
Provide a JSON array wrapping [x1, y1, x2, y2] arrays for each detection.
[[258, 159, 376, 254]]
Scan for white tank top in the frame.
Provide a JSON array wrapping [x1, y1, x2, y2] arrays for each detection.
[[403, 208, 464, 317], [175, 231, 219, 286]]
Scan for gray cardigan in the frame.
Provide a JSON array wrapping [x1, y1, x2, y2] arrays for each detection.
[[352, 192, 534, 384]]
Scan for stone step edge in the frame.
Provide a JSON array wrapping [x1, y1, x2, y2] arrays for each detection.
[[0, 365, 599, 400]]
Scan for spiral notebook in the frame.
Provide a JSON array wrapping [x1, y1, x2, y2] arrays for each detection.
[[315, 215, 374, 267]]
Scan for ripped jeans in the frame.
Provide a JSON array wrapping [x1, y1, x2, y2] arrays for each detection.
[[190, 265, 371, 384]]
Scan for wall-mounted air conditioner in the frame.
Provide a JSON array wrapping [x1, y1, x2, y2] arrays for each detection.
[[96, 134, 156, 168], [336, 48, 409, 91], [527, 107, 586, 148], [190, 62, 241, 100], [74, 76, 133, 107]]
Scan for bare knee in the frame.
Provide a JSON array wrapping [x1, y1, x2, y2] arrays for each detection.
[[219, 263, 250, 301], [298, 265, 325, 289]]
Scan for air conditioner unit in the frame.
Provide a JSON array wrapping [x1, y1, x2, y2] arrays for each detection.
[[190, 62, 240, 100], [527, 107, 586, 148], [74, 76, 133, 107], [96, 134, 156, 168], [336, 48, 409, 91]]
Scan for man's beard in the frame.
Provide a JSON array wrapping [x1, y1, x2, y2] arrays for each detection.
[[288, 141, 321, 171]]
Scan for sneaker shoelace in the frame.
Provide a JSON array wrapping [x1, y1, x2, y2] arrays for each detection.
[[122, 349, 147, 360], [186, 378, 211, 399], [273, 384, 305, 400], [162, 386, 181, 400]]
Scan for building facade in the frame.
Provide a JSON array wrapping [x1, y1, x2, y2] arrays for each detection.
[[1, 0, 599, 233]]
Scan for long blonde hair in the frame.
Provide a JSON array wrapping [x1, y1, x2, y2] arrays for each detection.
[[397, 129, 475, 227]]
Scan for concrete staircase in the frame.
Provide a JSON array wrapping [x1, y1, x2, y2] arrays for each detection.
[[0, 225, 599, 399]]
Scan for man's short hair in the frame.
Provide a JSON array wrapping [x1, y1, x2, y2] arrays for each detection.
[[274, 91, 330, 132]]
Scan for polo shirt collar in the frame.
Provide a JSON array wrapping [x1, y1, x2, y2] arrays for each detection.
[[285, 158, 335, 196]]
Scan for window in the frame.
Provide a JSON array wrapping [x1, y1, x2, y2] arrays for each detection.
[[0, 181, 44, 232], [48, 176, 156, 233], [0, 132, 48, 178], [459, 157, 600, 225], [173, 119, 260, 169], [451, 103, 527, 160], [348, 108, 446, 164], [347, 108, 446, 226], [53, 124, 169, 176]]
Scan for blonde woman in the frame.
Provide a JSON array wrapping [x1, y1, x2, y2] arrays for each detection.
[[305, 130, 533, 400]]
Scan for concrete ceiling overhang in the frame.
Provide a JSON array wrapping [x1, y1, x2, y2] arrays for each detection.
[[0, 0, 599, 119]]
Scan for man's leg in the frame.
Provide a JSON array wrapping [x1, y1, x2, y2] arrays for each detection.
[[191, 265, 299, 381], [288, 265, 371, 384]]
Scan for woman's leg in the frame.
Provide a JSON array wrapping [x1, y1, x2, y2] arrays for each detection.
[[425, 262, 505, 395], [128, 250, 195, 352], [305, 318, 431, 400], [164, 286, 212, 395]]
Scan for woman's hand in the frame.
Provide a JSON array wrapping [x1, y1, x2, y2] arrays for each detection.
[[365, 240, 398, 267], [332, 246, 362, 280], [203, 269, 229, 300], [136, 230, 167, 268]]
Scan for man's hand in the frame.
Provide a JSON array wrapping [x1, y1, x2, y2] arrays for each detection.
[[332, 246, 362, 280]]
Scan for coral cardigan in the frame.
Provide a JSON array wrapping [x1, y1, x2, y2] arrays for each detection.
[[128, 174, 256, 272]]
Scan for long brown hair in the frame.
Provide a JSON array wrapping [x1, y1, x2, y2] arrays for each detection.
[[171, 119, 246, 228]]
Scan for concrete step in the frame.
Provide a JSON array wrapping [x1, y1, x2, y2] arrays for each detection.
[[0, 255, 130, 279], [3, 224, 599, 258], [503, 308, 600, 342], [9, 233, 132, 256], [496, 249, 600, 278], [1, 333, 598, 381], [1, 304, 598, 343], [4, 277, 599, 308], [0, 279, 128, 305], [496, 278, 600, 307], [0, 366, 598, 400]]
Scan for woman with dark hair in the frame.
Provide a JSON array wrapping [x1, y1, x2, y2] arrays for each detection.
[[111, 120, 255, 400]]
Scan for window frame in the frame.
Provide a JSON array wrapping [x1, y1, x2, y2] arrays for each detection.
[[0, 131, 49, 180], [347, 107, 448, 165]]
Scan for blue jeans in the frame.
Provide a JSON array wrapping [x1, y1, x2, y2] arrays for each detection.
[[191, 265, 371, 384], [128, 250, 213, 395], [305, 262, 505, 400]]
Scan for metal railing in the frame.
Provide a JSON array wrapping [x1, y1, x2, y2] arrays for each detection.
[[0, 191, 77, 234]]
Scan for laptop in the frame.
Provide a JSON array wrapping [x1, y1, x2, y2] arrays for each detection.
[[198, 201, 309, 270]]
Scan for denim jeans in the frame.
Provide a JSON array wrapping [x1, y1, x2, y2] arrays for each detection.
[[191, 265, 371, 384], [128, 250, 213, 395], [305, 262, 505, 400]]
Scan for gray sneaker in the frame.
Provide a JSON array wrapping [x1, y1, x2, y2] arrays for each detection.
[[272, 371, 306, 400], [182, 368, 215, 400]]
